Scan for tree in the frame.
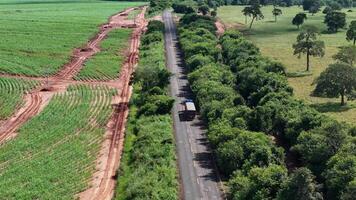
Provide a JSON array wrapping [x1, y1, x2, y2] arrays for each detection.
[[277, 168, 323, 200], [272, 7, 283, 22], [324, 11, 346, 33], [309, 5, 321, 15], [292, 13, 307, 29], [333, 45, 356, 67], [346, 21, 356, 45], [323, 6, 332, 14], [302, 0, 321, 11], [229, 165, 288, 200], [198, 5, 210, 15], [302, 0, 321, 15], [313, 63, 356, 105], [293, 25, 325, 71], [242, 0, 264, 29]]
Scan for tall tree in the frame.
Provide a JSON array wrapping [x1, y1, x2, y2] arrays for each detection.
[[293, 25, 325, 71], [313, 63, 356, 105], [346, 21, 356, 45], [272, 7, 283, 22], [324, 11, 346, 33], [242, 0, 264, 29], [333, 45, 356, 67], [302, 0, 321, 15], [277, 168, 323, 200], [292, 13, 307, 29]]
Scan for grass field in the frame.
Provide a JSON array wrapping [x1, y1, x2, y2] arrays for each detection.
[[0, 0, 144, 77], [0, 85, 115, 199], [218, 5, 356, 124], [76, 28, 132, 81], [0, 77, 39, 120]]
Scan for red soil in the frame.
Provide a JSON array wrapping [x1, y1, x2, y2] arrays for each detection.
[[215, 20, 226, 36], [78, 7, 147, 200]]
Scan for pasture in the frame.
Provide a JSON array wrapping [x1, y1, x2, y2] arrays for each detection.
[[0, 0, 143, 76], [218, 5, 356, 124], [0, 85, 115, 199]]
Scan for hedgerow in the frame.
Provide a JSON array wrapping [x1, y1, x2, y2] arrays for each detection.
[[115, 20, 178, 200], [177, 12, 356, 199]]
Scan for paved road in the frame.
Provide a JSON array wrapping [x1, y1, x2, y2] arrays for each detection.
[[163, 10, 223, 200]]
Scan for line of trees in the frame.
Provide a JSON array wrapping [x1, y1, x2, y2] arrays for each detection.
[[115, 20, 177, 199], [177, 10, 356, 200]]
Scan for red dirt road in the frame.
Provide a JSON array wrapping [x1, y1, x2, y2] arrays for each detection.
[[0, 7, 143, 145], [78, 7, 147, 200]]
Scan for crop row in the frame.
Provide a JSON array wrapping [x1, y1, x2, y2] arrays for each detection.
[[0, 1, 143, 76], [0, 85, 116, 199], [115, 20, 178, 200], [76, 28, 133, 81], [0, 77, 39, 120]]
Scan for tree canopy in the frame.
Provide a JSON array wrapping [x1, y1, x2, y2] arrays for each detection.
[[313, 63, 356, 105], [346, 20, 356, 45], [292, 25, 325, 71], [292, 13, 307, 29], [324, 11, 346, 33]]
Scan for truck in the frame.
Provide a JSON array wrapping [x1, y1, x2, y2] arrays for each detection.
[[184, 99, 196, 120]]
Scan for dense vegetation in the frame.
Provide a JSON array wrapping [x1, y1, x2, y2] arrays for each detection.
[[0, 0, 143, 76], [76, 29, 132, 81], [0, 77, 39, 120], [177, 11, 356, 200], [115, 20, 178, 200], [0, 85, 115, 199]]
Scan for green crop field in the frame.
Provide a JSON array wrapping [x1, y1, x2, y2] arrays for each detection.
[[218, 5, 356, 124], [76, 28, 132, 81], [0, 0, 144, 77], [0, 77, 39, 120], [0, 85, 116, 199]]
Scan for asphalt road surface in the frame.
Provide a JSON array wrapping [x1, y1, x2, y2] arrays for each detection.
[[163, 10, 223, 200]]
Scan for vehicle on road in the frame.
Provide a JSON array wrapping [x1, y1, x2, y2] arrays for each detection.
[[184, 99, 196, 120]]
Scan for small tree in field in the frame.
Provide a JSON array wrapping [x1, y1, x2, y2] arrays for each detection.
[[242, 0, 264, 29], [293, 25, 325, 71], [292, 13, 307, 29], [272, 7, 282, 22], [346, 21, 356, 45], [324, 11, 346, 33], [333, 45, 356, 67], [313, 63, 356, 105]]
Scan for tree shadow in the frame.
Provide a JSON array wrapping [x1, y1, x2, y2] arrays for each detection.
[[310, 102, 354, 113]]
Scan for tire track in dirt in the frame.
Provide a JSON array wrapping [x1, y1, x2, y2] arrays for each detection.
[[79, 7, 147, 200], [55, 7, 139, 81], [0, 7, 142, 145]]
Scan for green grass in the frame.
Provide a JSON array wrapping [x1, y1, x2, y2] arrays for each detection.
[[218, 5, 356, 124], [0, 0, 144, 77], [0, 85, 116, 199], [76, 28, 132, 81], [0, 77, 39, 120], [127, 9, 141, 20]]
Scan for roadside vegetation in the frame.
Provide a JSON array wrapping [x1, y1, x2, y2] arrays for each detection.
[[0, 0, 143, 76], [0, 77, 39, 120], [217, 4, 356, 123], [115, 20, 178, 200], [76, 29, 132, 81], [0, 85, 116, 199], [177, 4, 356, 199]]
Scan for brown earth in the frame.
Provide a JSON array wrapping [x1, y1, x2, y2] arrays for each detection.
[[78, 7, 147, 200]]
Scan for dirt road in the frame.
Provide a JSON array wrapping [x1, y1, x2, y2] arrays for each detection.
[[79, 7, 147, 200]]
